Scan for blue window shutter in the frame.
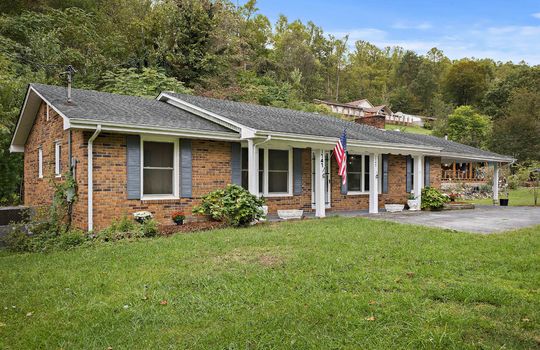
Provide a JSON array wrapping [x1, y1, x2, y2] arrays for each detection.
[[382, 154, 389, 193], [340, 153, 348, 195], [293, 148, 303, 195], [230, 143, 242, 185], [424, 156, 431, 187], [180, 140, 192, 198], [126, 135, 141, 200], [406, 156, 412, 193]]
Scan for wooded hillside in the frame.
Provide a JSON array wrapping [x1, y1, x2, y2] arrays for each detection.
[[1, 0, 539, 204]]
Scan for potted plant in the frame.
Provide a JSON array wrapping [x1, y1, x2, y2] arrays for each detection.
[[133, 211, 153, 224], [171, 211, 185, 225], [499, 185, 509, 206], [407, 192, 420, 211]]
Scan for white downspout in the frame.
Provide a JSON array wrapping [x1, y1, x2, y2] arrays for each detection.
[[88, 125, 102, 232]]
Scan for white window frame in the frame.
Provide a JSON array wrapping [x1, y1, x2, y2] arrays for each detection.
[[346, 153, 382, 195], [54, 141, 61, 177], [38, 146, 43, 179], [260, 147, 293, 197], [140, 136, 179, 200]]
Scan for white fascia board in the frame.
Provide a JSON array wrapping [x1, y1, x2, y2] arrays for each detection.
[[441, 152, 515, 163], [257, 131, 443, 154], [69, 119, 241, 141], [158, 93, 257, 137]]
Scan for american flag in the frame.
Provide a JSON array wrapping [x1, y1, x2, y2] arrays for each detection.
[[334, 129, 347, 185]]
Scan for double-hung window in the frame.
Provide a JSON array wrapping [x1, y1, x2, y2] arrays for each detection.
[[142, 140, 176, 198], [347, 154, 381, 194], [241, 147, 292, 196], [54, 141, 61, 177], [267, 150, 289, 193]]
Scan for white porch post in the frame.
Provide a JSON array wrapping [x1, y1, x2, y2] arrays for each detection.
[[413, 155, 424, 205], [247, 139, 259, 197], [492, 162, 499, 205], [369, 153, 379, 213], [314, 149, 326, 218]]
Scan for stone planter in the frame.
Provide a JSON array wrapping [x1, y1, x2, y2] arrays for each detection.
[[277, 209, 303, 220], [384, 204, 405, 212], [407, 199, 421, 211], [261, 205, 269, 216]]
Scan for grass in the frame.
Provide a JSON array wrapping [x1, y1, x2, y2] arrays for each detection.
[[385, 124, 433, 135], [1, 218, 539, 349], [465, 187, 539, 206]]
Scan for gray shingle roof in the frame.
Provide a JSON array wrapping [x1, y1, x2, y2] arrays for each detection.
[[31, 83, 234, 133], [165, 93, 420, 145], [385, 131, 513, 160]]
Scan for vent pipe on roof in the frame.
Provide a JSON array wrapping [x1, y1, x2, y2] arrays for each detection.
[[444, 134, 448, 140], [60, 65, 77, 103]]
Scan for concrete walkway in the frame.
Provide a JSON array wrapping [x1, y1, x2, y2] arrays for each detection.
[[366, 206, 540, 234]]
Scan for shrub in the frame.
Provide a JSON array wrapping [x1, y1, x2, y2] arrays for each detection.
[[94, 215, 158, 242], [421, 187, 450, 210], [1, 222, 89, 253], [193, 184, 265, 227]]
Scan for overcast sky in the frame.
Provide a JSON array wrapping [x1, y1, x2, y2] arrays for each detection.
[[255, 0, 540, 65]]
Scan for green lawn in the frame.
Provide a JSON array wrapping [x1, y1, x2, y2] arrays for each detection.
[[385, 124, 433, 135], [1, 218, 539, 349], [465, 187, 538, 206]]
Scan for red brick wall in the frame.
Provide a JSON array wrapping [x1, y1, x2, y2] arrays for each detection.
[[24, 103, 70, 211]]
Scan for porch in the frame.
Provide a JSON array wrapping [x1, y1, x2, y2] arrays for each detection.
[[442, 160, 488, 182]]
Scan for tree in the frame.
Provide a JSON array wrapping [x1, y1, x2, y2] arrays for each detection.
[[100, 68, 191, 97], [443, 59, 493, 106], [491, 89, 540, 161], [435, 106, 492, 149]]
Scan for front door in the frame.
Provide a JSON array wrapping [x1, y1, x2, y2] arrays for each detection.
[[312, 151, 331, 209]]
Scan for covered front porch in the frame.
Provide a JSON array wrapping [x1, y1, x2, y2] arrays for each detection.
[[241, 136, 437, 218]]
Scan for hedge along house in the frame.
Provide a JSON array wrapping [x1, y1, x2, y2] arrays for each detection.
[[11, 84, 515, 231]]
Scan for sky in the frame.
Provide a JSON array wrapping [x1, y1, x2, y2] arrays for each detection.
[[254, 0, 540, 65]]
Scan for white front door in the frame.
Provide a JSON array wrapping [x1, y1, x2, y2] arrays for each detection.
[[312, 151, 331, 209]]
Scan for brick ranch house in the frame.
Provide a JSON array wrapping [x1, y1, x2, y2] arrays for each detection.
[[10, 84, 514, 231]]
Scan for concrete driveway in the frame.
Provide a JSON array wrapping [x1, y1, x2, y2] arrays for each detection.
[[367, 206, 540, 234]]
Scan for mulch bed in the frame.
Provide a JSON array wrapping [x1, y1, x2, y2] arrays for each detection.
[[158, 221, 227, 236]]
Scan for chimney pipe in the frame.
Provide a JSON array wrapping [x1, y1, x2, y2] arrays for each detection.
[[61, 65, 77, 103], [444, 134, 448, 140]]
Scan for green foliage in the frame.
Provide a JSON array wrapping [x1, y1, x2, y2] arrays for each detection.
[[2, 220, 89, 253], [421, 186, 450, 210], [94, 215, 158, 242], [100, 68, 191, 97], [491, 88, 540, 161], [444, 59, 493, 106], [193, 184, 265, 227], [435, 105, 492, 149]]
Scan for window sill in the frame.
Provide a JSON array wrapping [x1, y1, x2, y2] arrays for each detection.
[[141, 195, 179, 201], [264, 192, 293, 198], [346, 191, 369, 196]]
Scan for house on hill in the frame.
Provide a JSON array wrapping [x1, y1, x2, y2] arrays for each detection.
[[11, 84, 514, 231]]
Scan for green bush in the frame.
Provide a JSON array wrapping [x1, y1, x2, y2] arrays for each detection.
[[94, 215, 158, 242], [421, 187, 450, 210], [193, 184, 265, 227], [1, 222, 89, 253]]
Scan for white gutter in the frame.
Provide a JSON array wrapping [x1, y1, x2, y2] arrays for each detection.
[[87, 125, 102, 232], [254, 135, 271, 147]]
